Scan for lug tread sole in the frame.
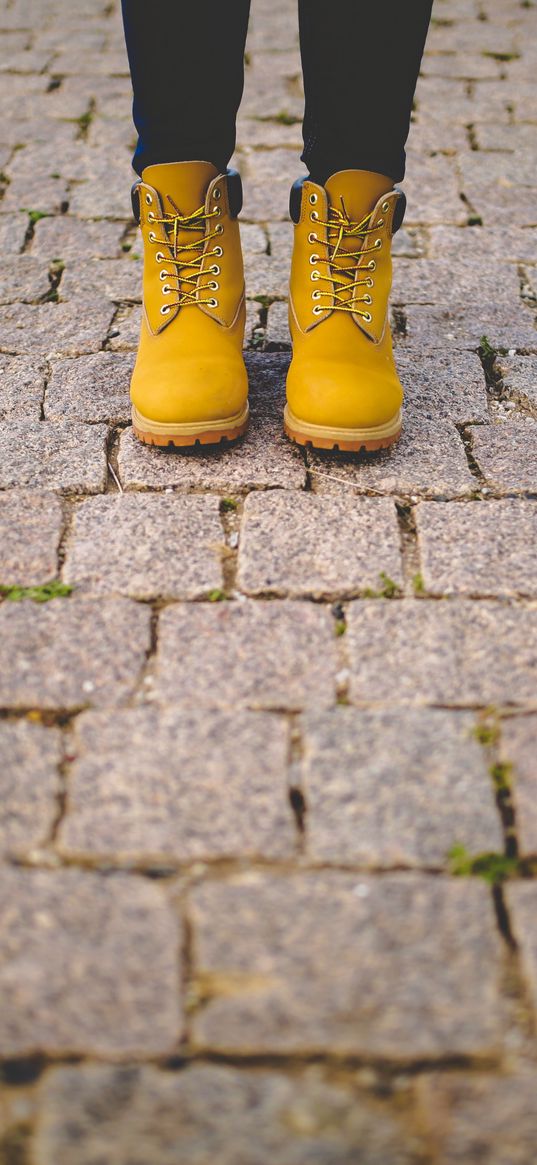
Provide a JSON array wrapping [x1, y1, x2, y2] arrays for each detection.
[[131, 404, 249, 448], [284, 406, 402, 453]]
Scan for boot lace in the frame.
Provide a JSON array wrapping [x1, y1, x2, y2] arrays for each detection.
[[308, 193, 388, 322], [146, 197, 224, 316]]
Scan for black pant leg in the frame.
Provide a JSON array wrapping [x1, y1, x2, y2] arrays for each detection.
[[299, 0, 433, 184], [121, 0, 251, 175]]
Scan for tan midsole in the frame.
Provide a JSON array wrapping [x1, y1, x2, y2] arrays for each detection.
[[284, 405, 402, 441], [132, 402, 249, 436]]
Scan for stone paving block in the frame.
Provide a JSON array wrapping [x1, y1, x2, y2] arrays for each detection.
[[1, 174, 70, 216], [0, 354, 46, 420], [395, 351, 488, 423], [428, 225, 537, 266], [459, 153, 537, 226], [59, 707, 294, 863], [0, 420, 107, 493], [308, 412, 475, 499], [0, 256, 51, 304], [64, 494, 224, 600], [35, 1063, 426, 1165], [0, 869, 182, 1057], [416, 1070, 537, 1165], [45, 351, 133, 424], [237, 115, 303, 149], [346, 600, 537, 707], [118, 353, 306, 492], [473, 121, 537, 154], [0, 720, 61, 857], [190, 873, 505, 1057], [264, 299, 290, 348], [392, 257, 520, 307], [507, 883, 537, 1024], [415, 76, 510, 124], [154, 601, 338, 711], [403, 304, 537, 354], [0, 489, 63, 586], [496, 354, 537, 414], [60, 258, 142, 303], [500, 716, 537, 855], [417, 499, 537, 597], [0, 212, 29, 256], [403, 155, 467, 226], [0, 597, 151, 710], [247, 0, 300, 50], [240, 148, 307, 222], [30, 215, 126, 261], [420, 50, 503, 81], [0, 300, 115, 357], [470, 420, 537, 492], [66, 156, 134, 220], [406, 118, 469, 157], [237, 491, 403, 598], [240, 51, 303, 120], [299, 707, 502, 866]]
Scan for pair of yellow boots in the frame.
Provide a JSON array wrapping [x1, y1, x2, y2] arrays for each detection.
[[130, 161, 406, 453]]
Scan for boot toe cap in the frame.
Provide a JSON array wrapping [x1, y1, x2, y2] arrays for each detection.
[[286, 358, 403, 430]]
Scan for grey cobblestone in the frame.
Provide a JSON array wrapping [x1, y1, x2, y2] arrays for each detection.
[[506, 883, 537, 1026], [0, 420, 108, 493], [417, 499, 537, 597], [0, 597, 151, 710], [45, 351, 133, 424], [0, 354, 47, 420], [0, 300, 115, 357], [0, 720, 61, 857], [471, 421, 537, 493], [237, 491, 403, 598], [63, 494, 225, 600], [299, 707, 502, 866], [190, 873, 505, 1057], [0, 488, 63, 585], [59, 707, 294, 863], [0, 256, 52, 305], [403, 303, 537, 354], [0, 869, 182, 1056], [416, 1071, 537, 1165], [495, 354, 537, 415], [395, 351, 488, 424], [153, 601, 338, 710], [500, 716, 537, 856]]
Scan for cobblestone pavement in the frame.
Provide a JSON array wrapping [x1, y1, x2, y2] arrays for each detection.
[[1, 0, 537, 1160]]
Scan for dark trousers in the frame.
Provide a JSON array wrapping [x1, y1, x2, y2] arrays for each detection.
[[122, 0, 433, 184]]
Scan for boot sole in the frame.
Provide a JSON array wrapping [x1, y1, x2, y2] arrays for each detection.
[[132, 403, 249, 448], [284, 406, 402, 452]]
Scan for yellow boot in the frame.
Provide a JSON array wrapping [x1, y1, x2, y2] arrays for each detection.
[[130, 161, 249, 447], [284, 170, 406, 452]]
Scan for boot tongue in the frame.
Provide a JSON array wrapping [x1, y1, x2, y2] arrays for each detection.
[[324, 169, 393, 225], [142, 161, 219, 215]]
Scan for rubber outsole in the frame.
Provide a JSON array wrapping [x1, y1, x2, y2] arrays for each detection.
[[283, 405, 402, 452], [132, 403, 249, 448]]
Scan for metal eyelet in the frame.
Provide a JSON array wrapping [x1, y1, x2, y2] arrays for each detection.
[[145, 193, 152, 205], [382, 200, 390, 212], [160, 305, 171, 315], [312, 290, 321, 300], [213, 187, 221, 200], [208, 280, 219, 291], [310, 211, 319, 222], [148, 231, 156, 242], [375, 238, 382, 249], [155, 251, 165, 262], [368, 259, 376, 271], [207, 298, 218, 308], [159, 270, 169, 280], [310, 270, 320, 281], [214, 245, 223, 256], [210, 264, 220, 275], [309, 192, 318, 204], [215, 224, 224, 234], [214, 206, 222, 216], [363, 294, 372, 305], [313, 305, 323, 315], [309, 254, 320, 265], [162, 284, 171, 295], [366, 277, 374, 288], [376, 218, 384, 228], [147, 211, 155, 222], [363, 312, 372, 323], [308, 232, 318, 243]]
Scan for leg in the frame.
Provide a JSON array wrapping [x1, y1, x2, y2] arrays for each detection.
[[122, 0, 251, 175], [299, 0, 433, 184]]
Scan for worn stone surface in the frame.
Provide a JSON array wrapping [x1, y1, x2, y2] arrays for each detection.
[[60, 257, 142, 302], [35, 1064, 426, 1165], [154, 601, 338, 710], [403, 304, 537, 354], [392, 257, 520, 306], [417, 499, 537, 597], [238, 491, 402, 598], [0, 353, 47, 420], [0, 720, 61, 857], [346, 600, 537, 707], [309, 411, 475, 499], [471, 421, 537, 492], [0, 300, 115, 357], [0, 420, 107, 493], [507, 884, 537, 1024], [45, 350, 133, 423], [395, 351, 488, 424], [119, 353, 306, 492], [0, 869, 182, 1056], [416, 1071, 537, 1165], [500, 717, 537, 856], [299, 707, 502, 866], [31, 216, 126, 260], [0, 597, 151, 709], [190, 873, 505, 1057], [495, 354, 537, 414], [0, 489, 63, 585], [428, 225, 537, 266], [59, 707, 294, 862], [0, 255, 51, 304], [64, 494, 224, 599]]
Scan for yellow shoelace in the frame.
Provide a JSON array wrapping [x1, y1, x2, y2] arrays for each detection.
[[149, 198, 223, 312], [312, 199, 383, 321]]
